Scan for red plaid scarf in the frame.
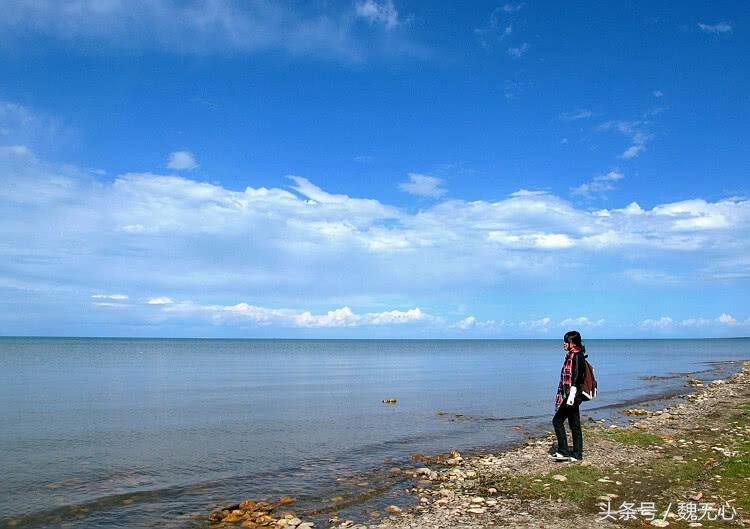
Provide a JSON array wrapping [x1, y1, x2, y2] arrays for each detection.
[[555, 345, 580, 411]]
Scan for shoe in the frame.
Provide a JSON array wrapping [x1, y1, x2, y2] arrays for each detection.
[[567, 454, 583, 462], [548, 451, 570, 461]]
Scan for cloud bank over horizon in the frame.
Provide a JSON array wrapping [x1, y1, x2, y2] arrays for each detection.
[[1, 132, 748, 337]]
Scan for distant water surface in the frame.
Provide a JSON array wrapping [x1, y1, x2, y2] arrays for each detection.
[[0, 338, 747, 528]]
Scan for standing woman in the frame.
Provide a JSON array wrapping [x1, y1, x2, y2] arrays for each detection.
[[550, 330, 587, 462]]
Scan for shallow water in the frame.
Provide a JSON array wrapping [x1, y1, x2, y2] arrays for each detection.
[[0, 338, 747, 528]]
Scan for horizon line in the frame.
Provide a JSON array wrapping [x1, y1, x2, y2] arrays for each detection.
[[1, 335, 748, 341]]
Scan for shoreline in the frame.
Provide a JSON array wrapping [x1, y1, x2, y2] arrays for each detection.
[[205, 359, 749, 529], [350, 359, 750, 529]]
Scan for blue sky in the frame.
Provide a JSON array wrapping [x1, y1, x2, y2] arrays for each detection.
[[0, 0, 748, 338]]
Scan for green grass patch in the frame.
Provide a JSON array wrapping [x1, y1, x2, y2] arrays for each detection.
[[600, 428, 664, 448], [484, 464, 610, 505], [715, 436, 750, 512]]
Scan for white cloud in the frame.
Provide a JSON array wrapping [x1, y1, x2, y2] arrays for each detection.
[[652, 90, 664, 98], [147, 297, 173, 305], [3, 118, 750, 330], [161, 301, 429, 328], [598, 121, 652, 159], [355, 0, 400, 29], [698, 22, 733, 34], [559, 317, 605, 327], [0, 145, 32, 156], [506, 42, 529, 58], [474, 5, 519, 48], [0, 0, 423, 62], [641, 316, 673, 329], [518, 317, 552, 331], [502, 3, 525, 13], [0, 100, 70, 150], [456, 315, 477, 330], [642, 314, 750, 329], [91, 294, 129, 300], [167, 151, 198, 171], [560, 109, 593, 120], [571, 170, 624, 197], [398, 173, 447, 198]]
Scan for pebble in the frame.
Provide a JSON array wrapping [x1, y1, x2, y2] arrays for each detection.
[[552, 474, 567, 481], [467, 507, 486, 514]]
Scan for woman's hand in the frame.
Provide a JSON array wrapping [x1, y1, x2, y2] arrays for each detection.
[[566, 386, 577, 406]]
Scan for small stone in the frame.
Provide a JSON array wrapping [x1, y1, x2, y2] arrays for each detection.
[[624, 408, 652, 416], [597, 494, 619, 501], [487, 487, 497, 494], [385, 506, 401, 513], [467, 507, 486, 514], [288, 517, 302, 526], [470, 497, 485, 503], [651, 520, 669, 527], [552, 474, 568, 481], [415, 467, 431, 476]]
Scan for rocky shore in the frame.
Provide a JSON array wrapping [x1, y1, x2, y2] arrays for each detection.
[[210, 360, 750, 529]]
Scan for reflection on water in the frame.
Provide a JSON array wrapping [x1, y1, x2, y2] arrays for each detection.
[[0, 338, 747, 528]]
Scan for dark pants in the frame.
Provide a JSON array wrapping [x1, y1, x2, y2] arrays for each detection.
[[552, 400, 583, 458]]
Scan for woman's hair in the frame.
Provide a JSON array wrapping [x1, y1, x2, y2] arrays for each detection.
[[563, 330, 585, 352]]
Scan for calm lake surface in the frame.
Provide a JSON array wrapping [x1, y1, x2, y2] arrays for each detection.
[[1, 338, 748, 528]]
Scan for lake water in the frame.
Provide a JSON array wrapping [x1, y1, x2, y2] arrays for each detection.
[[0, 338, 748, 528]]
